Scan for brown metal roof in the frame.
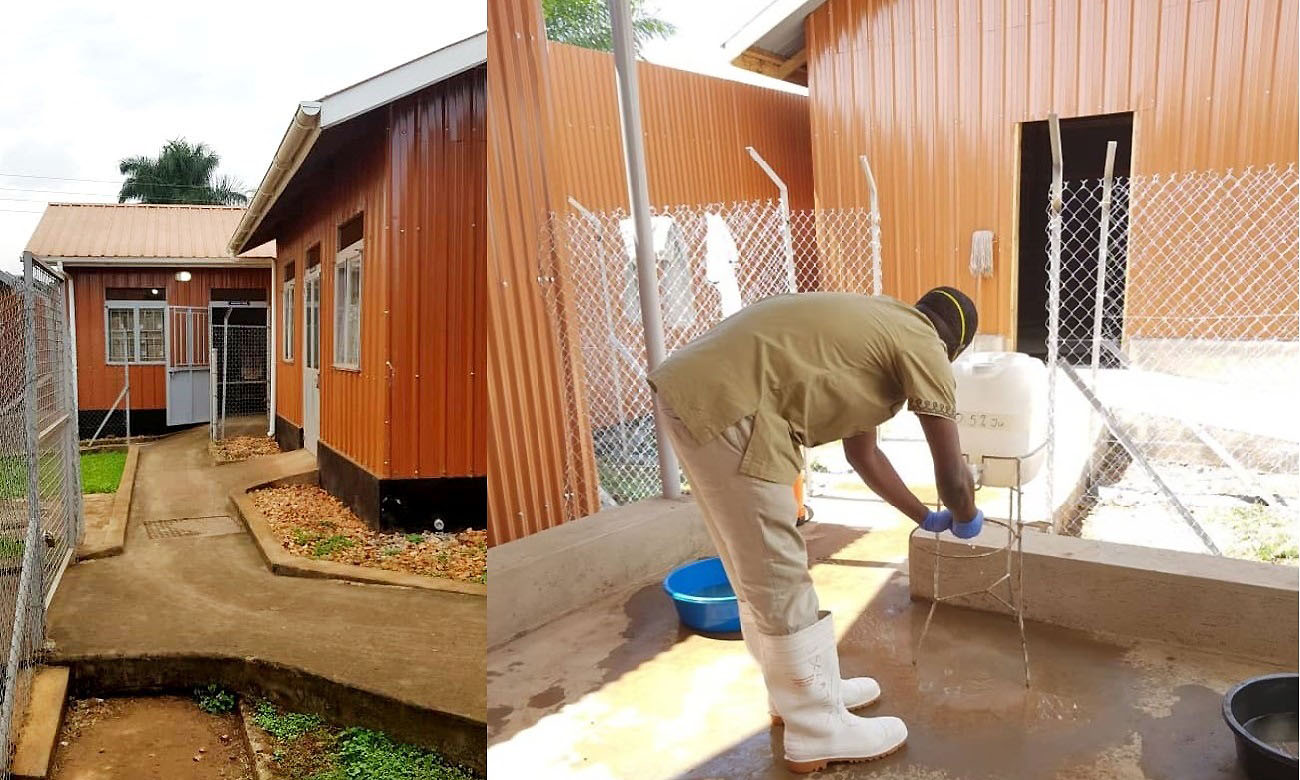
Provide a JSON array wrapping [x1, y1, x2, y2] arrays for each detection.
[[25, 203, 275, 260]]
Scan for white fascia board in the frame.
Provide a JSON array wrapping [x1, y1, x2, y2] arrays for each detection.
[[720, 0, 827, 61], [318, 31, 487, 129], [51, 257, 272, 269]]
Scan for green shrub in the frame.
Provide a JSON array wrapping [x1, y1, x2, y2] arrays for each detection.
[[313, 727, 475, 780], [193, 684, 236, 714]]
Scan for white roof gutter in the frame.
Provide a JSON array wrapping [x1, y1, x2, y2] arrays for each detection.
[[228, 101, 322, 256]]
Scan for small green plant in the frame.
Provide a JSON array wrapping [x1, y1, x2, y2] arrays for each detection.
[[809, 460, 831, 473], [381, 546, 403, 557], [313, 727, 475, 780], [252, 699, 324, 741], [292, 528, 320, 545], [405, 533, 425, 544], [313, 534, 355, 558], [193, 684, 237, 714], [0, 537, 23, 558]]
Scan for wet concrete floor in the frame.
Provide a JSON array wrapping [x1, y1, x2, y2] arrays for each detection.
[[487, 499, 1288, 779]]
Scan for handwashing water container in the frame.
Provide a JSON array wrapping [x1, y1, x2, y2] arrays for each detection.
[[952, 351, 1049, 487]]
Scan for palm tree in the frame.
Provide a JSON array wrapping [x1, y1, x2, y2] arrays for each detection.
[[542, 0, 676, 55], [118, 139, 248, 206]]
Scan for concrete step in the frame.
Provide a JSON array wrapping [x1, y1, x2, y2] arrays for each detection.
[[12, 666, 70, 780]]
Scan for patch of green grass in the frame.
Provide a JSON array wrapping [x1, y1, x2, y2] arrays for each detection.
[[293, 527, 321, 545], [405, 533, 425, 544], [381, 546, 403, 557], [1219, 504, 1299, 565], [193, 683, 237, 715], [0, 537, 23, 559], [312, 728, 475, 780], [250, 701, 479, 779], [80, 450, 126, 494], [253, 699, 323, 741], [312, 534, 355, 558]]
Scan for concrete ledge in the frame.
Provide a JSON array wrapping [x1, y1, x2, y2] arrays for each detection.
[[11, 666, 70, 780], [488, 498, 713, 647], [77, 445, 139, 561], [58, 652, 485, 775], [910, 530, 1299, 665], [230, 474, 487, 598]]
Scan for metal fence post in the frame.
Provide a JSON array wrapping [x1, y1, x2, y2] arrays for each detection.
[[859, 154, 882, 296], [1091, 141, 1118, 387], [747, 146, 797, 293], [1046, 113, 1063, 534], [123, 361, 130, 443], [607, 0, 680, 499]]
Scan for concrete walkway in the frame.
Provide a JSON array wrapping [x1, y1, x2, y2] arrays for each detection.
[[487, 497, 1280, 778], [47, 427, 485, 757]]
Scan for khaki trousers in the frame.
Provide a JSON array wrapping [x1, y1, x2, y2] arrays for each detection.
[[659, 399, 819, 636]]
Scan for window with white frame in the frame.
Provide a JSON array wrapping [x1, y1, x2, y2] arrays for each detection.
[[105, 300, 166, 364], [282, 276, 296, 362], [333, 240, 363, 369]]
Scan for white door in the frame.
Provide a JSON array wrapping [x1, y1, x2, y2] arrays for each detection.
[[302, 266, 321, 454], [166, 306, 210, 426]]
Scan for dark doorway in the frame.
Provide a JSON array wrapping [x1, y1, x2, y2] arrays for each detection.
[[1016, 112, 1133, 362]]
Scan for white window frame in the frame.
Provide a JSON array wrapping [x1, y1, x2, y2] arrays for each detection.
[[282, 277, 296, 362], [332, 239, 363, 371], [104, 300, 167, 365]]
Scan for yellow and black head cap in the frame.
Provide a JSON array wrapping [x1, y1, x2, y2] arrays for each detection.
[[916, 286, 979, 360]]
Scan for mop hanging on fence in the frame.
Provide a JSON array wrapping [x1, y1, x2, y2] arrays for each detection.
[[969, 230, 994, 278]]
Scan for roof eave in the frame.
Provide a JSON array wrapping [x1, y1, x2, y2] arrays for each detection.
[[721, 0, 826, 85], [44, 256, 273, 269], [228, 31, 488, 256]]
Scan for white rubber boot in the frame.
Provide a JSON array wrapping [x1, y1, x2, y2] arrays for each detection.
[[737, 602, 881, 725], [757, 613, 908, 774]]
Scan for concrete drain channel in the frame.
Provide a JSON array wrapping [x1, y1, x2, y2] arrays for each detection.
[[143, 515, 243, 540]]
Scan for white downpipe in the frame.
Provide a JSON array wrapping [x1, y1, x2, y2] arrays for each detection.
[[1090, 141, 1118, 388], [607, 0, 680, 499], [859, 154, 882, 296], [746, 146, 797, 293], [1046, 113, 1063, 533], [267, 267, 276, 437]]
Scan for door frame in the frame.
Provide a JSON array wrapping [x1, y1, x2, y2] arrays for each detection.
[[302, 264, 322, 454]]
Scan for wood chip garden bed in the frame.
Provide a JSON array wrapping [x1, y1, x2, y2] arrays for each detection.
[[211, 436, 283, 463], [249, 485, 486, 582]]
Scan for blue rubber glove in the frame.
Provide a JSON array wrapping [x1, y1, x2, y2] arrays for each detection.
[[920, 509, 952, 533], [951, 509, 985, 539]]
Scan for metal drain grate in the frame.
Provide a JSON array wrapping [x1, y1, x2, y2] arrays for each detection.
[[143, 515, 243, 540]]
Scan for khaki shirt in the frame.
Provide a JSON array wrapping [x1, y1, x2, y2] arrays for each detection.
[[648, 293, 956, 484]]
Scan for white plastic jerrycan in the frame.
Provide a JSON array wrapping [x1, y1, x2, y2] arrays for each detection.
[[952, 351, 1049, 487]]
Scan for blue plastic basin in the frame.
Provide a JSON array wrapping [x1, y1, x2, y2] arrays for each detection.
[[663, 556, 740, 633]]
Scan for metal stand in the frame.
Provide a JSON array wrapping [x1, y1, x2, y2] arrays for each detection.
[[910, 452, 1046, 688]]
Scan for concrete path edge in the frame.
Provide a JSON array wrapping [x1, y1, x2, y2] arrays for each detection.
[[11, 666, 70, 780], [76, 445, 139, 561], [57, 652, 486, 775], [230, 473, 487, 598]]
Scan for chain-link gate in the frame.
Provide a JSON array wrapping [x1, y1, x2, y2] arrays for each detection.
[[1047, 164, 1299, 562], [541, 200, 882, 515], [210, 321, 269, 441], [0, 254, 83, 777]]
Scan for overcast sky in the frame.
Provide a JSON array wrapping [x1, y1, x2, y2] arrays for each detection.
[[0, 0, 780, 271]]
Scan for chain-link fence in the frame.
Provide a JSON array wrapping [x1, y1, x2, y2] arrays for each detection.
[[1047, 164, 1299, 562], [210, 322, 269, 441], [0, 254, 83, 776], [540, 200, 881, 513], [82, 363, 132, 445]]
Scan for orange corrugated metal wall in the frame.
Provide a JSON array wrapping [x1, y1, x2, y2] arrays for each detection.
[[545, 42, 814, 211], [71, 266, 270, 410], [274, 257, 302, 425], [806, 0, 1299, 342], [487, 0, 584, 546], [487, 4, 818, 545], [272, 109, 390, 477], [387, 67, 488, 480], [273, 71, 487, 481]]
